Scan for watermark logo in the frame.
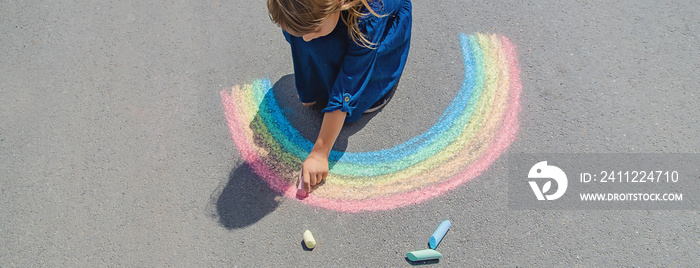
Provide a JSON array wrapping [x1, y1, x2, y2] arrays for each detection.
[[509, 154, 697, 210], [528, 161, 568, 200]]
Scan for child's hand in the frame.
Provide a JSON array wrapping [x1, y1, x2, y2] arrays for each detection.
[[301, 151, 329, 193]]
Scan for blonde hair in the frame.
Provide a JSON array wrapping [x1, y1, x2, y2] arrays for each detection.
[[267, 0, 384, 48]]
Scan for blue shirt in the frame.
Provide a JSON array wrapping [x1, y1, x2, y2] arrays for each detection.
[[283, 0, 412, 122]]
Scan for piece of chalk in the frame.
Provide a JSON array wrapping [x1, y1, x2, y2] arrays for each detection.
[[303, 230, 316, 249], [406, 249, 442, 262], [429, 220, 451, 249], [296, 171, 307, 199]]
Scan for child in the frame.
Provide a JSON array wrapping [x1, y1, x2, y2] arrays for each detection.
[[267, 0, 412, 193]]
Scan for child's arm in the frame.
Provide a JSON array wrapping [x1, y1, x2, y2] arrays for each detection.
[[302, 109, 346, 192]]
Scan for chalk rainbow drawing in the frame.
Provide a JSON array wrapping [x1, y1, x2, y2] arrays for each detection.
[[220, 33, 522, 212]]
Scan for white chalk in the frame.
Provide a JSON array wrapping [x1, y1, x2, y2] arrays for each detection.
[[303, 230, 316, 249]]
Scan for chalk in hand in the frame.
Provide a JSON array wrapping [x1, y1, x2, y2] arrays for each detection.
[[303, 230, 316, 249], [406, 249, 442, 262], [429, 220, 451, 249], [296, 170, 307, 199]]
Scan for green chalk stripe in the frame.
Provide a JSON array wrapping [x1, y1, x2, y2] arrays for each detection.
[[406, 249, 442, 262]]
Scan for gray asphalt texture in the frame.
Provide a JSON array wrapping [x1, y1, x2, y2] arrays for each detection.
[[1, 0, 699, 267]]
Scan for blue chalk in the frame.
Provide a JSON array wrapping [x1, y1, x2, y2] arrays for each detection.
[[429, 220, 451, 249]]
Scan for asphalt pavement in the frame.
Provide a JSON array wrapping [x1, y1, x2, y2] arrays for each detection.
[[1, 0, 698, 266]]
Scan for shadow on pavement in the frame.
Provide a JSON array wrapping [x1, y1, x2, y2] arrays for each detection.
[[300, 241, 314, 251], [405, 257, 440, 265], [271, 74, 380, 154], [215, 164, 281, 229], [214, 74, 380, 229]]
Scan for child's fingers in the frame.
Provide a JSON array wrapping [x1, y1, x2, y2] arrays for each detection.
[[321, 172, 328, 182], [303, 169, 311, 193], [308, 172, 324, 193], [310, 173, 319, 186]]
